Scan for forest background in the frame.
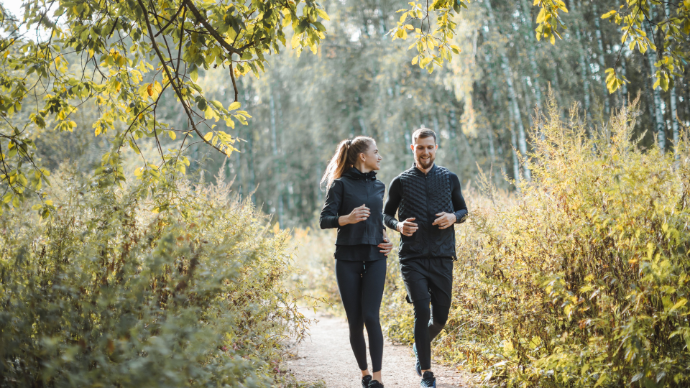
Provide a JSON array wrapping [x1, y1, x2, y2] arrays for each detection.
[[3, 0, 688, 226], [1, 0, 689, 387]]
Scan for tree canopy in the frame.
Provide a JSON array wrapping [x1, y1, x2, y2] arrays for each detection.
[[0, 0, 328, 215]]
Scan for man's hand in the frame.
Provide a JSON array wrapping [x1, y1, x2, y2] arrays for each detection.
[[432, 212, 456, 229], [339, 204, 370, 226], [397, 217, 418, 236], [378, 237, 393, 256]]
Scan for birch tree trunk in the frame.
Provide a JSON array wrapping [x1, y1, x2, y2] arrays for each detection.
[[591, 1, 610, 117], [269, 90, 284, 227], [575, 25, 591, 120], [520, 0, 542, 109], [665, 2, 679, 151], [485, 0, 531, 181], [621, 54, 628, 108], [509, 105, 521, 187], [643, 18, 667, 150]]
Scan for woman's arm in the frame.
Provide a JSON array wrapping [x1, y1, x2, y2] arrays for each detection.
[[319, 181, 343, 229], [319, 181, 370, 229]]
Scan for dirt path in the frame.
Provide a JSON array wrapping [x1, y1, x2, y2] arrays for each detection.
[[287, 309, 474, 387]]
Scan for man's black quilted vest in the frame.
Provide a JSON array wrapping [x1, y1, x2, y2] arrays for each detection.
[[398, 164, 456, 260]]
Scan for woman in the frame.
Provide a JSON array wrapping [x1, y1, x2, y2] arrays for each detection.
[[319, 136, 392, 388]]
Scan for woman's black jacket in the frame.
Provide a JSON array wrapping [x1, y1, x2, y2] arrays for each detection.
[[319, 168, 385, 246]]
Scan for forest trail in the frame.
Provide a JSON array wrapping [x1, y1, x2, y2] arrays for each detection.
[[287, 309, 474, 388]]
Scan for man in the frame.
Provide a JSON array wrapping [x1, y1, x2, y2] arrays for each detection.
[[383, 128, 468, 388]]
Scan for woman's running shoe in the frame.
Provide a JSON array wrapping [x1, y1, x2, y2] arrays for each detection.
[[413, 343, 421, 376], [368, 379, 384, 388], [361, 375, 372, 388], [420, 371, 436, 388]]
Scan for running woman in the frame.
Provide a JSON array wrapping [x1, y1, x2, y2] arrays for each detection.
[[319, 136, 393, 388], [383, 128, 468, 388]]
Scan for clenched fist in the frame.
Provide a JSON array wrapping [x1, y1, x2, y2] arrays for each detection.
[[432, 212, 456, 229], [397, 217, 418, 236], [339, 204, 370, 226]]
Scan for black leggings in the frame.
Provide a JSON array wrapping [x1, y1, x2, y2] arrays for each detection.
[[413, 299, 450, 370], [335, 259, 387, 372]]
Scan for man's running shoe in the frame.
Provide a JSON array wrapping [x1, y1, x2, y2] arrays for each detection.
[[420, 371, 436, 388], [361, 375, 372, 388], [368, 379, 384, 388], [413, 343, 422, 376]]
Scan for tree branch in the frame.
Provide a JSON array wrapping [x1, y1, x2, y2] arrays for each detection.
[[183, 0, 240, 55]]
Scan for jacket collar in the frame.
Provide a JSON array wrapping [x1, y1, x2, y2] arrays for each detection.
[[343, 167, 377, 181], [410, 163, 437, 176]]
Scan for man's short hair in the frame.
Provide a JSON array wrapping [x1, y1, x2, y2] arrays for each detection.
[[412, 127, 437, 144]]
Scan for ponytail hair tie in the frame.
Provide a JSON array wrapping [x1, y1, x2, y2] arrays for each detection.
[[346, 139, 353, 147]]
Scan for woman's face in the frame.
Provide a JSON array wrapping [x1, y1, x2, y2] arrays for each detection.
[[361, 141, 382, 171]]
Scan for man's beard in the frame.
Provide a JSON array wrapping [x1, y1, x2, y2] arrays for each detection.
[[417, 155, 435, 169]]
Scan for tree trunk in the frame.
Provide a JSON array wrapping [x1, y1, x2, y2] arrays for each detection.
[[643, 18, 667, 150], [520, 0, 543, 109], [621, 54, 628, 108], [665, 2, 679, 151], [591, 1, 610, 117], [269, 89, 284, 227], [575, 26, 591, 121], [485, 0, 531, 181], [509, 105, 521, 187]]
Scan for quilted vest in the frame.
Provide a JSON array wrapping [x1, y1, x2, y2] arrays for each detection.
[[398, 164, 456, 260]]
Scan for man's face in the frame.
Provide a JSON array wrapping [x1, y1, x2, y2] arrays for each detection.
[[411, 136, 437, 170]]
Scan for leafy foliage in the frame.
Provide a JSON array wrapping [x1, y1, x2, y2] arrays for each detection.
[[0, 168, 310, 387], [394, 0, 689, 93], [389, 0, 466, 72], [0, 0, 328, 215]]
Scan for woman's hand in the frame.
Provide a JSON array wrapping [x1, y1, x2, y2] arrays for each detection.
[[338, 204, 370, 226], [378, 230, 393, 256]]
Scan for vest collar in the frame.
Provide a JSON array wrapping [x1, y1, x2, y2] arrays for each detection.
[[343, 167, 377, 181], [411, 163, 437, 176]]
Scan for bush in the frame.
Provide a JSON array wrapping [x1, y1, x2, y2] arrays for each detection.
[[0, 168, 309, 387], [411, 98, 690, 387]]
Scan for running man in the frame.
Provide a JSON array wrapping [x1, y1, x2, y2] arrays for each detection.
[[383, 127, 468, 388]]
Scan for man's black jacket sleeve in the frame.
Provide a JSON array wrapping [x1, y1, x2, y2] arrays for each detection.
[[319, 181, 342, 229], [450, 173, 468, 223], [383, 177, 402, 230]]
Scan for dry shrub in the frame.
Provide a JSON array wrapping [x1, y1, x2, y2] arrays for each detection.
[[420, 96, 690, 387]]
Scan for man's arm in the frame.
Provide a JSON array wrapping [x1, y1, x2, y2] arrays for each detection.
[[450, 173, 468, 223], [383, 177, 402, 230]]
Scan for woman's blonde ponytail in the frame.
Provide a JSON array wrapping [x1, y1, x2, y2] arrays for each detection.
[[321, 136, 374, 188]]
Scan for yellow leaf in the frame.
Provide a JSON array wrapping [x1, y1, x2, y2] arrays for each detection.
[[316, 8, 330, 21], [203, 132, 213, 141], [228, 101, 241, 110], [671, 298, 687, 312]]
